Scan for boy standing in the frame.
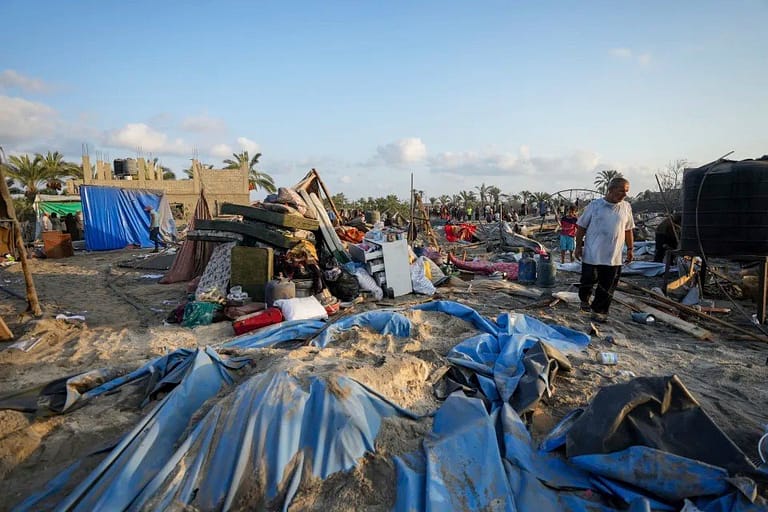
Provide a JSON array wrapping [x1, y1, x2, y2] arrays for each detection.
[[558, 206, 578, 263]]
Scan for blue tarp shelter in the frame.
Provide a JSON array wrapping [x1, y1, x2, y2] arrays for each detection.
[[79, 185, 176, 251], [8, 301, 765, 511]]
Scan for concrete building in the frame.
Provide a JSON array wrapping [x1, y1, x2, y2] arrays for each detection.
[[67, 156, 250, 221]]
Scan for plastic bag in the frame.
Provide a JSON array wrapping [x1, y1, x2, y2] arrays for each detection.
[[327, 269, 360, 301], [182, 301, 223, 327], [410, 257, 436, 295], [353, 267, 383, 300]]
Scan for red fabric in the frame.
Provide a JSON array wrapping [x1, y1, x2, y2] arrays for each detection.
[[233, 307, 284, 335], [448, 252, 519, 280], [160, 191, 214, 284], [560, 216, 578, 237], [444, 223, 477, 242]]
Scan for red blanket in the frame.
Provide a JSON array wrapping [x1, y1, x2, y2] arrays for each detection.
[[444, 223, 477, 242], [448, 252, 519, 280]]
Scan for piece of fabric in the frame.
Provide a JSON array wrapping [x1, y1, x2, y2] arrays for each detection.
[[80, 186, 177, 251], [160, 191, 214, 284], [181, 301, 222, 327], [274, 296, 329, 321], [579, 263, 622, 314], [577, 198, 634, 266], [195, 241, 237, 301]]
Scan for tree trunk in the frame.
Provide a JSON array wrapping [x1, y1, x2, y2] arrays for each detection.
[[0, 164, 42, 316]]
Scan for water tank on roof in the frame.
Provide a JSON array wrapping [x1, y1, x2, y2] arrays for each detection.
[[113, 159, 128, 176], [680, 158, 768, 257]]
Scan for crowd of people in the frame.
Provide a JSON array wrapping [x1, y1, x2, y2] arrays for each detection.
[[41, 211, 84, 241]]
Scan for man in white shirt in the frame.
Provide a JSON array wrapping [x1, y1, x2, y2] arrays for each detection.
[[575, 177, 634, 322], [144, 205, 162, 252]]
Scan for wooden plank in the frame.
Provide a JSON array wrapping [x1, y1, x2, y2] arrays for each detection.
[[220, 203, 319, 231], [614, 291, 714, 341], [0, 316, 12, 341], [298, 190, 336, 254], [195, 219, 301, 250], [620, 280, 768, 343], [309, 193, 347, 253]]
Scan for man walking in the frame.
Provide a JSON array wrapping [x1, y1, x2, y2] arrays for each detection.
[[144, 204, 162, 252], [575, 177, 634, 322]]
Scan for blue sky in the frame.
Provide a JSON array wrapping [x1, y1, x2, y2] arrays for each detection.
[[1, 0, 766, 200]]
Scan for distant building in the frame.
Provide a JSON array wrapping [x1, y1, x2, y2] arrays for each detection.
[[67, 156, 250, 221]]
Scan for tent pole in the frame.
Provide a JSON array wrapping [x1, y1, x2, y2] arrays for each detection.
[[0, 152, 42, 316]]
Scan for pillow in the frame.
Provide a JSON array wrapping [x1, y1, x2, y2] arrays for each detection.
[[274, 296, 329, 321]]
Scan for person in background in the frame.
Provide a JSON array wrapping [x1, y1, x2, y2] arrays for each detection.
[[42, 213, 53, 232], [144, 205, 162, 252], [64, 213, 79, 241], [574, 177, 635, 323], [49, 212, 62, 231], [75, 211, 84, 238], [558, 206, 579, 264], [653, 212, 681, 263]]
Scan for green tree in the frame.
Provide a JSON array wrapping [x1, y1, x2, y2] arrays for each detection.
[[594, 169, 623, 194], [38, 151, 79, 192], [162, 169, 176, 180], [223, 151, 276, 193], [4, 154, 52, 201], [487, 186, 501, 208], [438, 194, 451, 207], [459, 190, 477, 208], [474, 182, 488, 212]]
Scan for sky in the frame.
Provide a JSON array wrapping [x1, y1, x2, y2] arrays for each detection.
[[1, 0, 766, 201]]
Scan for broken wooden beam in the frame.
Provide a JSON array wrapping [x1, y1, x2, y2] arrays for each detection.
[[620, 280, 768, 343], [0, 316, 13, 341], [614, 291, 714, 341]]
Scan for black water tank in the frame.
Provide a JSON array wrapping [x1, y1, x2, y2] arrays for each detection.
[[680, 158, 768, 257], [114, 159, 127, 176]]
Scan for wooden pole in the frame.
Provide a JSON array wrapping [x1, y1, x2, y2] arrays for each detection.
[[312, 169, 342, 227], [0, 151, 42, 316], [620, 279, 768, 343]]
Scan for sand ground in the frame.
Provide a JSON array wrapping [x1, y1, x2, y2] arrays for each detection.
[[0, 247, 766, 509]]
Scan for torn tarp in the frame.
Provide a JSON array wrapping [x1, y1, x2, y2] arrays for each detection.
[[557, 260, 671, 277]]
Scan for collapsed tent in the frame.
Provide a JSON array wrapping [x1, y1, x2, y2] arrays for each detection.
[[79, 185, 176, 251], [9, 301, 764, 511], [159, 190, 214, 284]]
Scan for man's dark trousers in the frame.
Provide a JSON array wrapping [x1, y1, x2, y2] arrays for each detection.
[[579, 263, 622, 314]]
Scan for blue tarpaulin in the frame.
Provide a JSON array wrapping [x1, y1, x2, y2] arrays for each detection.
[[80, 185, 176, 251], [12, 302, 765, 511]]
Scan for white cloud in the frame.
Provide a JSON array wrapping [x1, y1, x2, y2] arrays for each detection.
[[340, 175, 352, 184], [210, 143, 233, 158], [180, 114, 226, 133], [610, 48, 652, 66], [105, 123, 190, 155], [376, 137, 427, 166], [0, 70, 52, 93], [428, 148, 604, 191], [610, 48, 633, 58], [237, 137, 260, 154], [0, 95, 57, 142], [637, 53, 652, 65]]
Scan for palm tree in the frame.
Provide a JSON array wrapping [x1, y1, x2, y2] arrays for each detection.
[[438, 194, 451, 207], [4, 154, 53, 201], [223, 151, 276, 193], [487, 186, 501, 209], [162, 169, 176, 180], [39, 151, 78, 192], [474, 182, 489, 212], [519, 190, 532, 215], [594, 169, 623, 194]]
